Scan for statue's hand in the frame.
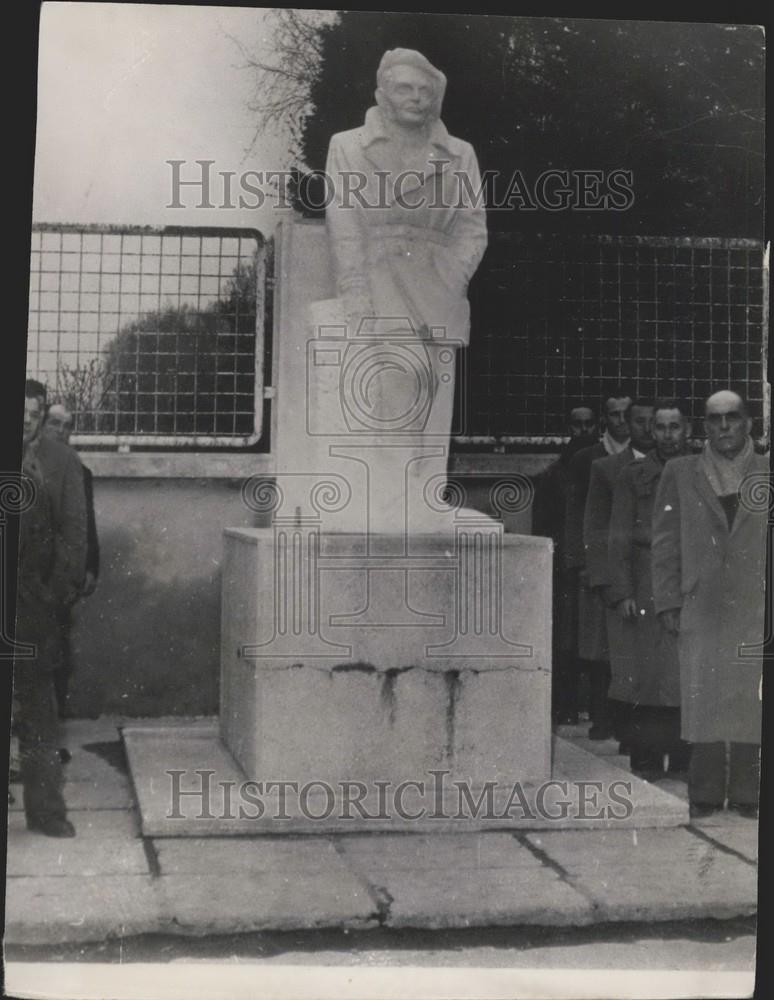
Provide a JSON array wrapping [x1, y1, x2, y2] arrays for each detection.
[[343, 287, 374, 334]]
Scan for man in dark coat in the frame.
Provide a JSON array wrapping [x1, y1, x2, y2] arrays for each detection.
[[583, 400, 654, 745], [565, 391, 635, 738], [608, 400, 692, 775], [652, 390, 766, 818], [14, 385, 86, 836], [532, 405, 597, 724], [43, 402, 100, 717]]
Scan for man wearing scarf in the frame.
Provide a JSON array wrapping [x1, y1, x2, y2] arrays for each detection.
[[583, 399, 655, 745], [652, 390, 767, 818], [608, 400, 692, 776]]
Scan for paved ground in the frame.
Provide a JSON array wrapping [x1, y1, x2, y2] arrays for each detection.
[[5, 717, 759, 951]]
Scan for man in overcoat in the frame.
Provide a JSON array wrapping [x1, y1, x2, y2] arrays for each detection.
[[532, 405, 597, 724], [565, 391, 634, 737], [652, 390, 766, 817], [14, 385, 85, 836], [608, 399, 692, 775], [583, 400, 654, 745], [43, 402, 100, 719]]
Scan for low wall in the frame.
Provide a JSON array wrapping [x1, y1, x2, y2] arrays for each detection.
[[65, 459, 544, 718], [69, 478, 259, 717]]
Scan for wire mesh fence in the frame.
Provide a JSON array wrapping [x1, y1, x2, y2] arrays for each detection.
[[26, 224, 265, 447], [462, 234, 767, 444], [27, 225, 767, 450]]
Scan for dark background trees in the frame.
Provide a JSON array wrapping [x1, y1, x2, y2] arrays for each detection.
[[247, 13, 764, 237]]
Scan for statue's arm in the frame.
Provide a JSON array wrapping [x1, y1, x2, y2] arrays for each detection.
[[445, 144, 488, 288], [325, 135, 373, 314]]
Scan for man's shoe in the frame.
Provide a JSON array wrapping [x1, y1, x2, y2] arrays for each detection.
[[728, 803, 758, 819], [58, 748, 72, 764], [27, 816, 76, 838], [588, 723, 614, 741], [689, 802, 717, 819]]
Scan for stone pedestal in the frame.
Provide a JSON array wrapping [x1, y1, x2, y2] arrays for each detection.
[[220, 526, 552, 792]]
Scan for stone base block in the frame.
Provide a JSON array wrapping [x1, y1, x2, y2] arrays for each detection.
[[220, 527, 551, 792]]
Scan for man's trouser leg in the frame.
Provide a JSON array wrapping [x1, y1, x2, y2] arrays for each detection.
[[52, 606, 73, 718], [727, 742, 760, 807], [629, 705, 672, 772], [587, 659, 614, 737], [13, 664, 67, 825], [688, 741, 726, 807]]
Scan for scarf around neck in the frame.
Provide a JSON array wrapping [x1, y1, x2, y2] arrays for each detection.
[[602, 429, 630, 456], [699, 435, 755, 497]]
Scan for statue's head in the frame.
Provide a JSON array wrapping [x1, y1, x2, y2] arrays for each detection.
[[375, 49, 447, 128]]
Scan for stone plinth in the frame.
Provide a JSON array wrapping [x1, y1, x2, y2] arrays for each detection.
[[220, 526, 552, 793]]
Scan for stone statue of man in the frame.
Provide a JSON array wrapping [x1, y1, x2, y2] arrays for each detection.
[[322, 49, 488, 533]]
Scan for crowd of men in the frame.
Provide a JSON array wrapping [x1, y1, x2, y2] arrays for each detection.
[[534, 388, 766, 818], [12, 374, 766, 830], [13, 380, 99, 838]]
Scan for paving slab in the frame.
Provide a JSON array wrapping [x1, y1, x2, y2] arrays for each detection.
[[525, 827, 758, 922], [10, 779, 135, 812], [126, 726, 686, 834], [336, 832, 593, 928], [551, 739, 688, 828], [335, 832, 541, 872], [6, 837, 149, 877], [8, 808, 140, 839], [63, 778, 135, 810], [691, 823, 759, 864], [59, 745, 128, 783], [4, 875, 167, 945], [154, 836, 345, 876], [61, 717, 126, 743], [157, 871, 378, 934]]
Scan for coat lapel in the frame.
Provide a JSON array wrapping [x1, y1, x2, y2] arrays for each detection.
[[359, 108, 462, 199], [693, 460, 730, 533]]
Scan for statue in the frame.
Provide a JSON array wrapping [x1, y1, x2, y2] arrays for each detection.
[[318, 48, 488, 533]]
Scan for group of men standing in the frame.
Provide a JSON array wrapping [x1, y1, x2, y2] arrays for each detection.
[[535, 388, 766, 817], [13, 381, 99, 837]]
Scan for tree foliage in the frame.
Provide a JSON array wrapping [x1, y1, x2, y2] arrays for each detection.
[[96, 257, 260, 436], [251, 13, 763, 237]]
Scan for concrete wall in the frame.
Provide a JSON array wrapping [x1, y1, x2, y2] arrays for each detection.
[[65, 462, 544, 718], [69, 477, 261, 717]]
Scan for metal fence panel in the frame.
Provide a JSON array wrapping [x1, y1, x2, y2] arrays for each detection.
[[462, 234, 767, 444], [27, 224, 265, 447]]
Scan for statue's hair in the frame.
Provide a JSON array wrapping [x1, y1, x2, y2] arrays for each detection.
[[375, 48, 447, 120]]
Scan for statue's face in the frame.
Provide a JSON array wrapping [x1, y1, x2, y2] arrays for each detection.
[[379, 65, 436, 128]]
